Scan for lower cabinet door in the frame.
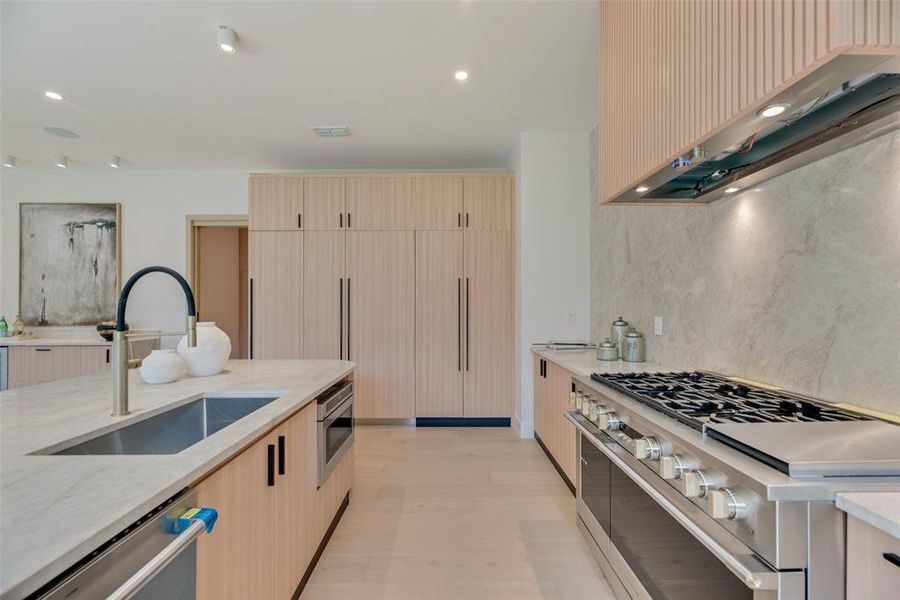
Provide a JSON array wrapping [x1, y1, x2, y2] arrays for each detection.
[[196, 431, 278, 599]]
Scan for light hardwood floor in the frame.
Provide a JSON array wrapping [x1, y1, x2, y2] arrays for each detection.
[[303, 426, 615, 599]]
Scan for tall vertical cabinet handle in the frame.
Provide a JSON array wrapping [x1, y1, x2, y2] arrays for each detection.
[[457, 278, 462, 372], [346, 277, 351, 361], [465, 278, 470, 371], [277, 435, 286, 475], [298, 213, 302, 229], [267, 444, 275, 486], [249, 278, 254, 359], [340, 213, 343, 228], [339, 278, 344, 359]]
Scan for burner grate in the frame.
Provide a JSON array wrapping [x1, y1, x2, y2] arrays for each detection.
[[590, 371, 869, 429]]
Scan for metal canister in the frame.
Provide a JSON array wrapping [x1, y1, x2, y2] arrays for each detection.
[[611, 317, 629, 359], [623, 328, 646, 362], [596, 338, 618, 361]]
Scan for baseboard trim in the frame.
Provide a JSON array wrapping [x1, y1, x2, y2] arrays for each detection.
[[292, 491, 350, 599], [415, 417, 511, 427], [534, 432, 575, 495], [355, 418, 416, 425]]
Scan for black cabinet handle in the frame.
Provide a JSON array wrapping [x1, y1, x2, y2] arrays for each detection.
[[465, 213, 470, 228], [249, 277, 254, 359], [277, 435, 286, 475], [298, 213, 302, 229], [347, 212, 351, 228], [339, 278, 344, 359], [465, 278, 470, 371], [35, 348, 52, 352], [106, 348, 110, 364], [347, 277, 351, 360], [457, 277, 462, 372], [885, 553, 900, 568], [340, 213, 343, 228], [267, 444, 275, 486], [457, 212, 461, 228]]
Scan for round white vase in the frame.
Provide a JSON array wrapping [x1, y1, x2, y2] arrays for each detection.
[[177, 322, 232, 377], [139, 350, 185, 384]]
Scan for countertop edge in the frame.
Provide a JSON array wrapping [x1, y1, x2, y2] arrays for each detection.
[[1, 363, 354, 600], [835, 492, 900, 539]]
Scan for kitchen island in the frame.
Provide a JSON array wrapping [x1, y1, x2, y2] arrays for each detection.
[[0, 359, 354, 600]]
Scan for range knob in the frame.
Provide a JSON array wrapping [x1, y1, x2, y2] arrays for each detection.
[[707, 488, 746, 520], [597, 411, 621, 431], [658, 454, 687, 480], [569, 390, 578, 407], [681, 469, 711, 498], [579, 397, 593, 417], [633, 437, 662, 461]]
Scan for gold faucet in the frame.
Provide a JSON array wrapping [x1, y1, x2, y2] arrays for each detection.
[[112, 267, 197, 417]]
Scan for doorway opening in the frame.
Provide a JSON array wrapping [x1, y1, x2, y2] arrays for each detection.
[[187, 215, 249, 359]]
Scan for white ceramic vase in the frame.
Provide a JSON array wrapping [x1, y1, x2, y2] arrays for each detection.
[[177, 322, 231, 377], [139, 350, 185, 385]]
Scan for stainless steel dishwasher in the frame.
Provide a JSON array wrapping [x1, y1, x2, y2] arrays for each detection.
[[33, 489, 217, 600]]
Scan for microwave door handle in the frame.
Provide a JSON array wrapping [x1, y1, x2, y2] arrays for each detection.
[[106, 510, 217, 600], [572, 418, 778, 591], [322, 396, 354, 429]]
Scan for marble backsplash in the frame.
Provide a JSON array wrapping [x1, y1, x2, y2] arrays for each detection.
[[591, 130, 900, 415]]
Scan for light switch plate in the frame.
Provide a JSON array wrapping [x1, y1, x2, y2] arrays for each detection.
[[653, 316, 663, 336]]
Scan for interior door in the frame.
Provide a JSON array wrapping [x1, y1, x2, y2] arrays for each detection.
[[249, 232, 303, 359], [415, 231, 464, 416], [303, 231, 346, 359], [249, 176, 303, 231], [348, 231, 415, 418], [463, 230, 513, 417]]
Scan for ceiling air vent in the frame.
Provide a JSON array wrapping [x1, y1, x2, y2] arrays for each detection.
[[312, 126, 352, 138]]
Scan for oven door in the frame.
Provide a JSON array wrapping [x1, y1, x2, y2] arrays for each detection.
[[318, 394, 354, 486], [574, 424, 804, 600]]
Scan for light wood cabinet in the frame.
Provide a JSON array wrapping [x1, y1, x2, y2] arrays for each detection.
[[348, 231, 416, 418], [414, 177, 463, 230], [846, 515, 900, 599], [346, 177, 418, 230], [6, 345, 110, 389], [532, 354, 577, 485], [463, 177, 513, 230], [415, 231, 465, 417], [249, 232, 303, 359], [249, 176, 303, 231], [463, 230, 513, 417], [599, 0, 900, 203], [303, 231, 346, 359], [304, 177, 345, 230], [197, 399, 354, 600]]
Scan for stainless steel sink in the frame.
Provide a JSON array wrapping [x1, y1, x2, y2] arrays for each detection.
[[50, 395, 278, 455]]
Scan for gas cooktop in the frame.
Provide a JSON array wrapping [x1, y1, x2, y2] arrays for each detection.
[[590, 371, 868, 431]]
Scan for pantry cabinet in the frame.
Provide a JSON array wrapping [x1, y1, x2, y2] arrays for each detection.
[[249, 173, 515, 420], [599, 0, 900, 203]]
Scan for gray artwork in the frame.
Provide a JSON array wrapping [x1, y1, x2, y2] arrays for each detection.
[[20, 203, 120, 326]]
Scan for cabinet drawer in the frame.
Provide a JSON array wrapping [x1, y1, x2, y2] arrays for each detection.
[[847, 515, 900, 599], [7, 346, 110, 385]]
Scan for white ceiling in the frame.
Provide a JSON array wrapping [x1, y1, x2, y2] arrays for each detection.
[[1, 1, 598, 170]]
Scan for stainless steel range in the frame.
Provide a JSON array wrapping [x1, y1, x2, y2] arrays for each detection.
[[567, 371, 900, 600]]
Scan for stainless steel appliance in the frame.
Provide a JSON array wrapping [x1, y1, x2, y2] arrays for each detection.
[[33, 488, 217, 599], [317, 380, 354, 486], [568, 371, 900, 600]]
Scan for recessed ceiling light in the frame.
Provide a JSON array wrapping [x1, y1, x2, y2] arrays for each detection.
[[44, 126, 80, 139], [3, 155, 16, 168], [454, 70, 469, 81], [635, 185, 650, 193], [724, 186, 741, 194], [758, 103, 789, 118], [44, 90, 64, 101], [217, 26, 237, 54], [108, 155, 121, 168], [54, 154, 69, 168]]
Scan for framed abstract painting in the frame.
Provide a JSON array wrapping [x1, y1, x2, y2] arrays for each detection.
[[19, 203, 122, 326]]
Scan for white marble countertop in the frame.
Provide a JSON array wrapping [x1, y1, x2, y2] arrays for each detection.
[[0, 359, 354, 600], [836, 492, 900, 539], [531, 346, 676, 377]]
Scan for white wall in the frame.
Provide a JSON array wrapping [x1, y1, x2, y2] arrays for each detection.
[[514, 131, 591, 437], [1, 170, 249, 342]]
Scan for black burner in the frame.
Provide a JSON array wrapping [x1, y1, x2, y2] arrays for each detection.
[[590, 371, 868, 431]]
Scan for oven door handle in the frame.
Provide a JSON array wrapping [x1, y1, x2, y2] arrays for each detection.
[[574, 419, 778, 591]]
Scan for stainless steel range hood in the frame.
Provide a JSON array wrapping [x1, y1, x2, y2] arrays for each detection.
[[612, 53, 900, 204]]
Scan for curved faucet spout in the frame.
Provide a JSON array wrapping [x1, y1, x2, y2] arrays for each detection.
[[112, 266, 198, 416], [115, 266, 196, 332]]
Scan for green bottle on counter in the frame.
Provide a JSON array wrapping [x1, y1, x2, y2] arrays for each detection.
[[0, 315, 8, 337]]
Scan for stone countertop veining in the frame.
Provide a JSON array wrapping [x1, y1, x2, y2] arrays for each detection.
[[835, 492, 900, 539], [0, 359, 354, 600], [531, 346, 677, 377]]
